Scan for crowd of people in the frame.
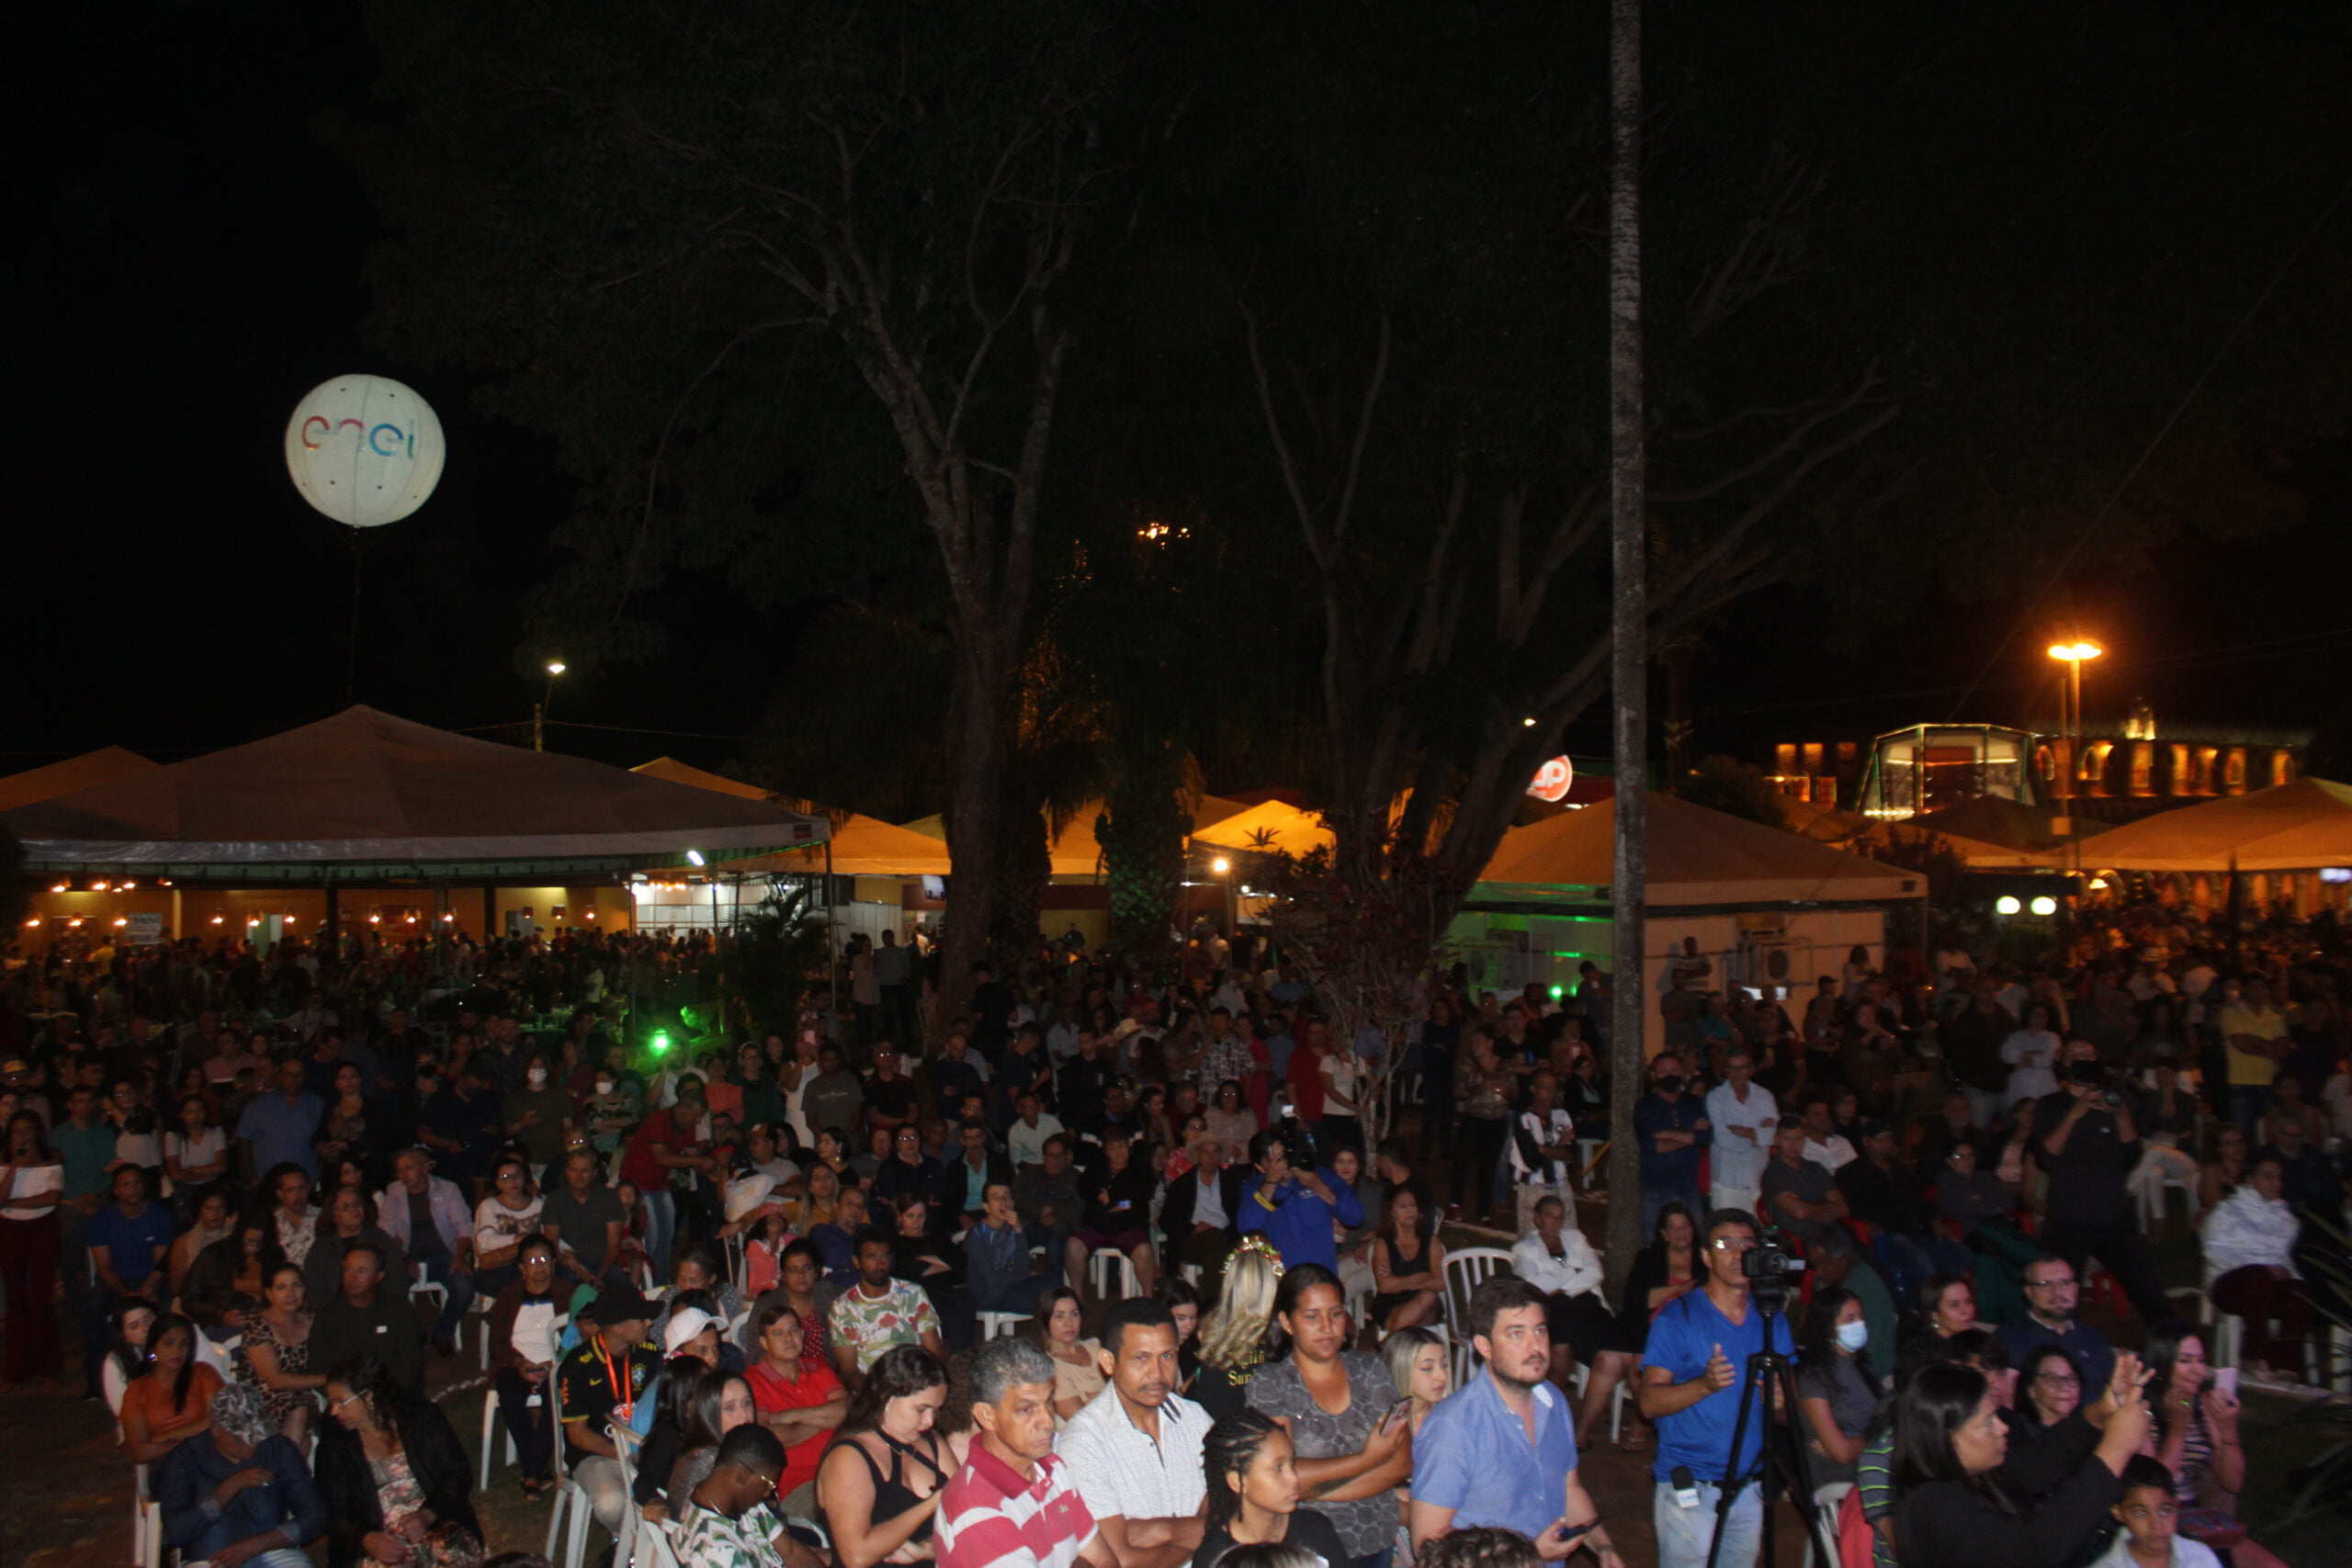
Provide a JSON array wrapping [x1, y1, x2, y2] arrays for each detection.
[[0, 903, 2340, 1568]]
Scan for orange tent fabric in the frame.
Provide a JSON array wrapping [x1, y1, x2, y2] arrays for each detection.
[[635, 758, 953, 876], [4, 707, 826, 872], [1477, 793, 1920, 908], [0, 747, 157, 814], [2064, 777, 2352, 872]]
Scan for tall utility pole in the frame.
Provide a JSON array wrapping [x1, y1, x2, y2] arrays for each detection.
[[1604, 0, 1649, 1293]]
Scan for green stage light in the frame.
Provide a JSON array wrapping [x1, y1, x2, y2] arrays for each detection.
[[650, 1030, 672, 1054], [1549, 984, 1566, 1000]]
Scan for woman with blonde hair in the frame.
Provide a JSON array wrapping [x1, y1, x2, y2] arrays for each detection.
[[1195, 1236, 1284, 1421]]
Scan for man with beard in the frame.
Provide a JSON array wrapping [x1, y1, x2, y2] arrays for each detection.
[[1411, 1274, 1622, 1568]]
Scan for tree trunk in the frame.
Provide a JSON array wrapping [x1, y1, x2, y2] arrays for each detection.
[[937, 624, 1020, 1036], [1604, 0, 1650, 1298]]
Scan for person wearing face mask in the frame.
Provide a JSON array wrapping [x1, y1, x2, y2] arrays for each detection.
[[503, 1054, 574, 1182], [1634, 1054, 1711, 1240], [1793, 1286, 1881, 1491], [583, 1052, 644, 1157]]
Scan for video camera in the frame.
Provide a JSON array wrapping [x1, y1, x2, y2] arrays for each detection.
[[2067, 1056, 2131, 1110], [1741, 1230, 1806, 1313]]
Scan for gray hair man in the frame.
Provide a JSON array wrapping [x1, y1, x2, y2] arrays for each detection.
[[939, 1337, 1114, 1568]]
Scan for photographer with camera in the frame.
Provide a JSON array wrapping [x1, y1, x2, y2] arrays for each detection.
[[1636, 1209, 1798, 1568], [2030, 1041, 2169, 1325]]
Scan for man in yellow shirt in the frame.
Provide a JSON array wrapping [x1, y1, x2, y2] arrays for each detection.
[[2216, 974, 2289, 1136]]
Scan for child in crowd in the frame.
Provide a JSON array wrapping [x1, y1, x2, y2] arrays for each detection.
[[2095, 1457, 2223, 1568]]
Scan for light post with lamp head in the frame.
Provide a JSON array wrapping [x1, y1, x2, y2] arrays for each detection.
[[2046, 639, 2102, 875], [532, 660, 566, 750]]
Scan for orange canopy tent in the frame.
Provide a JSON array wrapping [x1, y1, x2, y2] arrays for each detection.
[[633, 758, 952, 876], [0, 746, 158, 814], [2, 708, 826, 876], [1192, 798, 1337, 860], [899, 795, 1254, 879], [2064, 777, 2352, 873], [1476, 793, 1920, 908]]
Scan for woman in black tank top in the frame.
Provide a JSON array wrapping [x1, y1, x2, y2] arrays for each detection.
[[817, 1346, 967, 1568]]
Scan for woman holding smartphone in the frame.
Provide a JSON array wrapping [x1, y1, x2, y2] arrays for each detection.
[[1245, 1264, 1413, 1568]]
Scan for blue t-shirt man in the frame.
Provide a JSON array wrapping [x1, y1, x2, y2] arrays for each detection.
[[236, 1077, 325, 1183], [90, 1186, 176, 1291], [1640, 1219, 1797, 1568]]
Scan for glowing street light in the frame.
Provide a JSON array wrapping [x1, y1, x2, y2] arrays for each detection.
[[1210, 857, 1231, 875], [534, 659, 568, 751], [2046, 637, 2104, 889]]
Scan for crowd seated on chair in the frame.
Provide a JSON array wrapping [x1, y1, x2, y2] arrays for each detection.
[[6, 905, 2345, 1568]]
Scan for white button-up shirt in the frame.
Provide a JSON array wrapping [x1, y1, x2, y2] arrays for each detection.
[[1704, 1080, 1778, 1191], [1053, 1382, 1209, 1523]]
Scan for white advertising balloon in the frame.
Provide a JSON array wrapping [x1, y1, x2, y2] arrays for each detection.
[[283, 375, 446, 527]]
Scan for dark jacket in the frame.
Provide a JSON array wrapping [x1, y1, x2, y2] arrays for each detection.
[[311, 1289, 426, 1393], [1159, 1164, 1250, 1253], [303, 1226, 409, 1311], [870, 1152, 948, 1213], [155, 1431, 325, 1561], [1891, 1408, 2119, 1568], [314, 1397, 481, 1568], [940, 1150, 1016, 1217]]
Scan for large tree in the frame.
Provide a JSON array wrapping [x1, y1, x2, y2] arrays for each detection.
[[358, 0, 1148, 1016]]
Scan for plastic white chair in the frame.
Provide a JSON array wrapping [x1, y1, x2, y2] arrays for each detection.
[[1440, 1247, 1515, 1326], [411, 1275, 455, 1349], [637, 1515, 684, 1568], [2196, 1253, 2245, 1371], [609, 1423, 645, 1568], [544, 1373, 610, 1568], [1802, 1481, 1852, 1568], [1562, 1357, 1632, 1444], [722, 1231, 748, 1293], [2136, 1168, 2198, 1234], [978, 1312, 1033, 1340], [1439, 1247, 1513, 1385], [479, 1312, 569, 1490], [1342, 1268, 1374, 1327], [133, 1462, 163, 1568], [1088, 1248, 1139, 1301], [480, 1382, 521, 1491]]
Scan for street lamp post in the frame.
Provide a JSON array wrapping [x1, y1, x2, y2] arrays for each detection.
[[2045, 639, 2102, 877], [532, 660, 567, 751]]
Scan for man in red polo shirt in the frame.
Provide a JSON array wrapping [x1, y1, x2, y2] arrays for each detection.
[[938, 1337, 1114, 1568]]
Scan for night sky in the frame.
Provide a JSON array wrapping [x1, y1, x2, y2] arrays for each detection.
[[13, 6, 2348, 791]]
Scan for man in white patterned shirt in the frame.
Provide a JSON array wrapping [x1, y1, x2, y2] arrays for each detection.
[[677, 1424, 789, 1568], [1053, 1300, 1207, 1568]]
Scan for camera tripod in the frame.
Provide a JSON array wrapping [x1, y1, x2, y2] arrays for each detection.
[[1702, 1295, 1828, 1568]]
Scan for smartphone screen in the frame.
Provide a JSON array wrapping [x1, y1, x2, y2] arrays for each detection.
[[2213, 1366, 2238, 1400]]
